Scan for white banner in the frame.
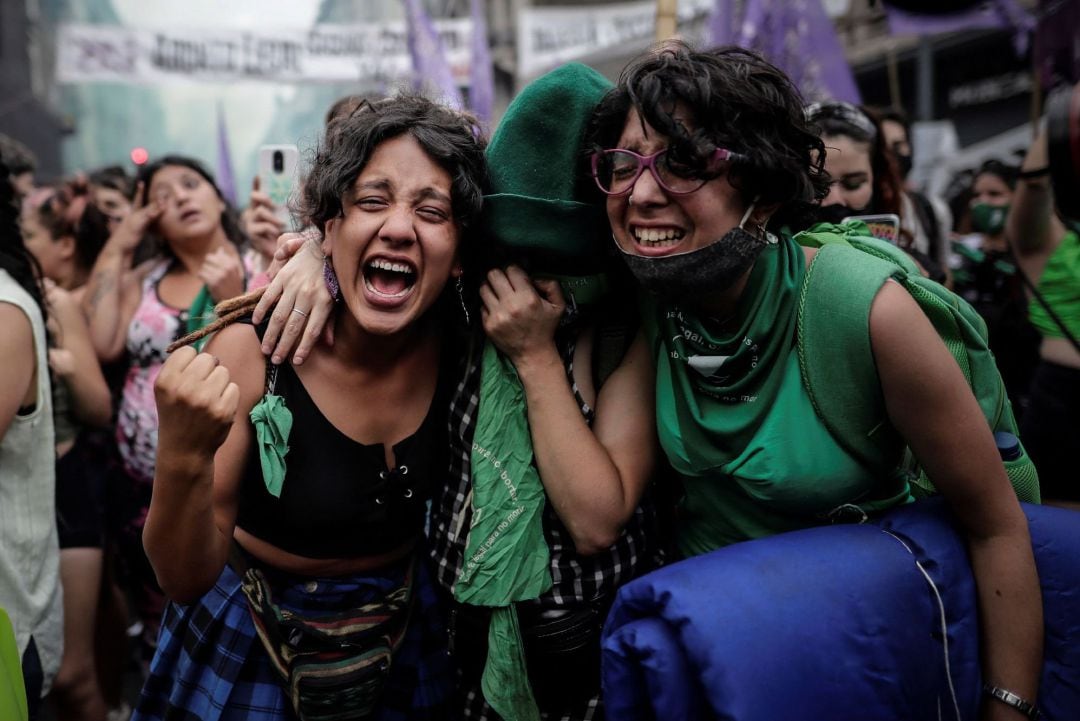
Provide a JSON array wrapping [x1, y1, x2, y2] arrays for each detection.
[[56, 21, 474, 85], [517, 0, 713, 78]]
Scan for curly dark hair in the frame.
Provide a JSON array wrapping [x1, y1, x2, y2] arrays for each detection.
[[587, 42, 830, 230], [135, 155, 246, 262], [302, 94, 487, 234], [26, 181, 109, 273], [171, 95, 489, 352], [0, 161, 47, 320], [89, 165, 135, 199], [0, 134, 36, 176]]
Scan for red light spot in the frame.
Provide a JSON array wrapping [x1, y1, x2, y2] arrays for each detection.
[[130, 147, 149, 165]]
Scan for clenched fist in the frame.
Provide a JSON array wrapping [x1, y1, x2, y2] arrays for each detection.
[[155, 346, 240, 462]]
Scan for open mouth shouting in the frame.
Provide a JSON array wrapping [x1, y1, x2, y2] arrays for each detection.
[[362, 256, 418, 307], [630, 225, 687, 255]]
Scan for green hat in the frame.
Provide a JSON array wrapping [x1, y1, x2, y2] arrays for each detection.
[[481, 63, 613, 273]]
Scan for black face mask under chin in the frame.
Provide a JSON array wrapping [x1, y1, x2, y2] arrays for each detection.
[[615, 209, 771, 301]]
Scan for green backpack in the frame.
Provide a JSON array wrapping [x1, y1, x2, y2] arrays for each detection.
[[793, 222, 1041, 504]]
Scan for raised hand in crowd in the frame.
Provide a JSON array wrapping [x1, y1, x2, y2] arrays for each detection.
[[197, 245, 245, 303], [239, 176, 286, 263]]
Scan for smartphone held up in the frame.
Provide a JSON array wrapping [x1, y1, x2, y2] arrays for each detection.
[[257, 144, 299, 232]]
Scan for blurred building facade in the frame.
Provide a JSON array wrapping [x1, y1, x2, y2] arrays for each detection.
[[1, 0, 1055, 194]]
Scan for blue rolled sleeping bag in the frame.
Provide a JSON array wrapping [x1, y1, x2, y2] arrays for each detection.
[[601, 499, 1080, 721]]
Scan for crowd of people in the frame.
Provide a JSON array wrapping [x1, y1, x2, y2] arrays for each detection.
[[1, 40, 1077, 721]]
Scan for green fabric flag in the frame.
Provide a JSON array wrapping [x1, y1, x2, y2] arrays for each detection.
[[185, 285, 216, 352], [481, 607, 537, 721], [249, 394, 292, 498], [455, 341, 551, 721]]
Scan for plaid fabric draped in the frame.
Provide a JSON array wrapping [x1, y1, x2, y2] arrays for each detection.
[[132, 557, 455, 721], [429, 335, 662, 720]]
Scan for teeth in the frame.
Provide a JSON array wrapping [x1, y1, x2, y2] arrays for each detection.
[[632, 228, 684, 245], [368, 259, 415, 275]]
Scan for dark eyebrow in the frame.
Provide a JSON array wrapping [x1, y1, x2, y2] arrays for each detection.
[[352, 179, 449, 205], [415, 187, 451, 205], [354, 179, 391, 193]]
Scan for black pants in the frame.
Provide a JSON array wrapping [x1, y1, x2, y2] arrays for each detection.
[[1020, 360, 1080, 502], [22, 637, 42, 721]]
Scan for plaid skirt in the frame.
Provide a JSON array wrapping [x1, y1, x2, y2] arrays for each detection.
[[132, 555, 455, 721]]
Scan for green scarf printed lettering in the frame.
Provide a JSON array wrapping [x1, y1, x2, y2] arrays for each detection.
[[455, 341, 552, 721]]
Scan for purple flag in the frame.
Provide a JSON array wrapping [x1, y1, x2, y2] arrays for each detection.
[[710, 0, 861, 104], [707, 0, 736, 50], [468, 0, 495, 123], [884, 0, 1035, 54], [404, 0, 464, 110], [1035, 0, 1080, 86], [215, 102, 236, 206]]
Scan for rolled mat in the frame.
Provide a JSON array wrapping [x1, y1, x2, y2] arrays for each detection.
[[601, 499, 1080, 721]]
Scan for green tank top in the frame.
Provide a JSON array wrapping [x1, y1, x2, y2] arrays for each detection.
[[1029, 231, 1080, 340], [641, 235, 911, 558], [663, 347, 910, 557]]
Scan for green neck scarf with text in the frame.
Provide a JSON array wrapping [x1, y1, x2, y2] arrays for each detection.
[[648, 234, 805, 476]]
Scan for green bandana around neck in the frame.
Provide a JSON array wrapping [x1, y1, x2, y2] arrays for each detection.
[[647, 234, 805, 476]]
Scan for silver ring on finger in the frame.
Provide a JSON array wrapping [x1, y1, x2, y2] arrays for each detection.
[[291, 307, 309, 318]]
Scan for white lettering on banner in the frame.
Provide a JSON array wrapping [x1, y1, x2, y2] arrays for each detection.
[[947, 72, 1033, 110], [56, 22, 473, 86], [517, 0, 713, 78]]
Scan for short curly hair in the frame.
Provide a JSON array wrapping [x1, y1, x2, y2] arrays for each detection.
[[301, 94, 487, 234], [587, 42, 829, 229]]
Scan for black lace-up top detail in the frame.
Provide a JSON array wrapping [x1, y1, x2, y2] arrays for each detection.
[[236, 358, 450, 559]]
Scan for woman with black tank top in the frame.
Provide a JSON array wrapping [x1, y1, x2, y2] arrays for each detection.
[[133, 95, 487, 721]]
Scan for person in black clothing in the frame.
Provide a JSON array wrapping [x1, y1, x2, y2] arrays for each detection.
[[951, 159, 1041, 417]]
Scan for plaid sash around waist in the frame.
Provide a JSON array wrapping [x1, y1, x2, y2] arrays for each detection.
[[231, 545, 417, 721]]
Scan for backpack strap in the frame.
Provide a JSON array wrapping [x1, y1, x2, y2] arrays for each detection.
[[797, 243, 905, 471]]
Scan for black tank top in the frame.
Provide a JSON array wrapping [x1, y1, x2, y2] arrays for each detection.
[[235, 347, 450, 559]]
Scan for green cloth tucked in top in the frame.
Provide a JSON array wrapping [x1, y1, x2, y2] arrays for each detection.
[[640, 234, 910, 556], [186, 285, 217, 351], [1029, 231, 1080, 341]]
